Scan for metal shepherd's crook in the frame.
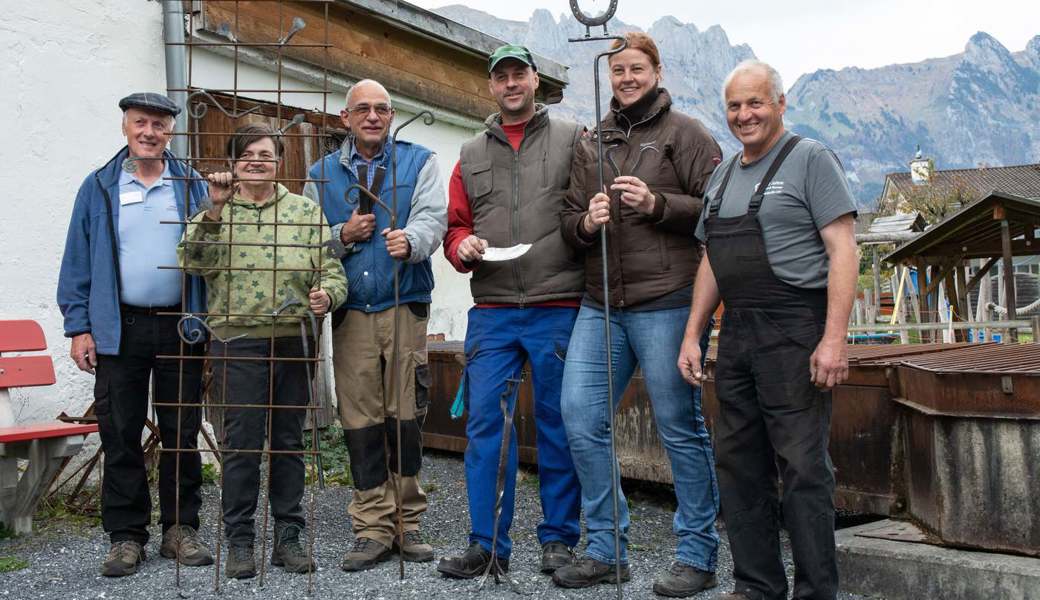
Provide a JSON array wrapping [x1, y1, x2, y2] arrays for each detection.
[[345, 109, 435, 581], [567, 1, 626, 599]]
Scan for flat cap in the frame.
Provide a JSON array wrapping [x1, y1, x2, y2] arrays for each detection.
[[118, 92, 181, 117]]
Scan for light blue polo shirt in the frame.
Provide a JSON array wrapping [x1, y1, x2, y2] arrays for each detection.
[[117, 163, 184, 307]]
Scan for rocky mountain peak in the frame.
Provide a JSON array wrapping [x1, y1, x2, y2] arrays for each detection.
[[432, 6, 1038, 206]]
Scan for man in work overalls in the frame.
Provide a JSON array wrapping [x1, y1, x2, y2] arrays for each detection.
[[678, 59, 858, 600]]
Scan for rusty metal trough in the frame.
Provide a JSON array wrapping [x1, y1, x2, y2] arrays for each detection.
[[423, 340, 1040, 556]]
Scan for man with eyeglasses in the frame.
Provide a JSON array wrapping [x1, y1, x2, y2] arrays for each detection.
[[305, 79, 447, 572]]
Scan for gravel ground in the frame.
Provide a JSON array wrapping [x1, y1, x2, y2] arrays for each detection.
[[0, 451, 875, 600]]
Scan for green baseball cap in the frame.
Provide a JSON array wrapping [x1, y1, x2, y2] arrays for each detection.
[[488, 44, 537, 73]]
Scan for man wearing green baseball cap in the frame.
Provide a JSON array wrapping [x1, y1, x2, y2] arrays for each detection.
[[437, 44, 586, 579], [486, 44, 537, 73]]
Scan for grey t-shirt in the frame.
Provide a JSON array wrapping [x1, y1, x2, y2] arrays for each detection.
[[694, 131, 857, 289]]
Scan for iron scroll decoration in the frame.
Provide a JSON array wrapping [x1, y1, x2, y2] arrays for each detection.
[[570, 0, 619, 31]]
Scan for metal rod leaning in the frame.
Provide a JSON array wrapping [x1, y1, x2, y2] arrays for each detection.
[[476, 376, 526, 594], [568, 2, 627, 597], [343, 108, 435, 582]]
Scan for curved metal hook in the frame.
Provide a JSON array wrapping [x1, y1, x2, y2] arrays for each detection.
[[569, 0, 618, 28], [345, 183, 392, 216], [187, 90, 262, 120], [177, 314, 247, 345], [392, 110, 435, 141], [122, 152, 194, 175]]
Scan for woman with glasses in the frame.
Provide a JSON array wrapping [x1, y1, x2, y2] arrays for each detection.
[[179, 122, 347, 579]]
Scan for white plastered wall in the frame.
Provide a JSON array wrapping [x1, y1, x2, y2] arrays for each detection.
[[0, 0, 169, 423]]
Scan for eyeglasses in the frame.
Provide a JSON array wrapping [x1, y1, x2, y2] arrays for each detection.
[[346, 103, 392, 117]]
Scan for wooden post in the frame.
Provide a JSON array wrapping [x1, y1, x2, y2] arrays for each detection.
[[872, 246, 882, 317], [1000, 218, 1018, 342], [945, 269, 965, 342], [916, 258, 932, 343]]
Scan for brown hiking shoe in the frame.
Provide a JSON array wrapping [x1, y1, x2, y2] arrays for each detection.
[[437, 542, 509, 579], [101, 540, 146, 577], [540, 541, 575, 573], [340, 537, 392, 572], [392, 530, 434, 562], [652, 561, 717, 597], [225, 545, 256, 579], [160, 525, 214, 567], [271, 522, 315, 573], [552, 556, 631, 588]]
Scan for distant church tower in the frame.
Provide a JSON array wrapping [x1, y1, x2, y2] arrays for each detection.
[[909, 145, 934, 185]]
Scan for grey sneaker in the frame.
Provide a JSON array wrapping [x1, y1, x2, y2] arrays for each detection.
[[271, 522, 315, 573], [225, 545, 256, 580], [540, 541, 574, 573], [101, 540, 146, 577], [160, 525, 214, 567], [392, 530, 434, 562], [652, 561, 717, 597], [552, 556, 631, 588], [340, 537, 392, 572]]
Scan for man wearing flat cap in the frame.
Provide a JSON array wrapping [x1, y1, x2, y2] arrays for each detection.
[[437, 44, 585, 578], [57, 93, 212, 577]]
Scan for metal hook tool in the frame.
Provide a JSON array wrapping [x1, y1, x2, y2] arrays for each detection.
[[343, 110, 436, 582], [568, 1, 627, 598], [475, 376, 530, 596]]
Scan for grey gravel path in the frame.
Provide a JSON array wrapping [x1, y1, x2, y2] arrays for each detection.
[[0, 452, 874, 599]]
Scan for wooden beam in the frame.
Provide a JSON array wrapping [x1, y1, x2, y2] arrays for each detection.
[[199, 1, 503, 121], [1000, 218, 1018, 342], [916, 241, 1040, 259], [954, 260, 969, 327], [916, 257, 931, 342], [922, 255, 963, 298], [965, 256, 1000, 293]]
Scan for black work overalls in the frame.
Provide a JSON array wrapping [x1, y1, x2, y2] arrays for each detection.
[[702, 136, 838, 600]]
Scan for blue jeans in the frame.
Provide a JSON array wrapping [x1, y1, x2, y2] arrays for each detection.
[[561, 303, 719, 571], [463, 307, 582, 558]]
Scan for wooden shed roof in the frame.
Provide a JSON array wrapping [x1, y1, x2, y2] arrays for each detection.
[[885, 191, 1040, 263]]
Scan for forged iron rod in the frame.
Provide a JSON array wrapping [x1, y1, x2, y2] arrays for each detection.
[[389, 110, 433, 581], [568, 3, 627, 595], [342, 108, 435, 582], [476, 376, 526, 594]]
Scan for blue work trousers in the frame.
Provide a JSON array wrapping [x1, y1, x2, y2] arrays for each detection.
[[463, 306, 582, 558]]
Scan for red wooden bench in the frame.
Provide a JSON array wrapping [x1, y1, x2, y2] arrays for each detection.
[[0, 320, 98, 534]]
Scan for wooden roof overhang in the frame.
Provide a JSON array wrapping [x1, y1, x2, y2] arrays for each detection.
[[191, 0, 570, 123], [885, 191, 1040, 264]]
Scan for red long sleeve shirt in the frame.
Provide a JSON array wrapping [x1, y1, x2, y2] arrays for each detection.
[[444, 121, 579, 309]]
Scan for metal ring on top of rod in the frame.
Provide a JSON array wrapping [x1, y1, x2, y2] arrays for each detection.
[[567, 1, 626, 599]]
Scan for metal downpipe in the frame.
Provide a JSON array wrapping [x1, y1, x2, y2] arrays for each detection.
[[162, 0, 188, 158]]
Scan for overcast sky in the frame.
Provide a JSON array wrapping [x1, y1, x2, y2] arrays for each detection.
[[413, 0, 1040, 87]]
